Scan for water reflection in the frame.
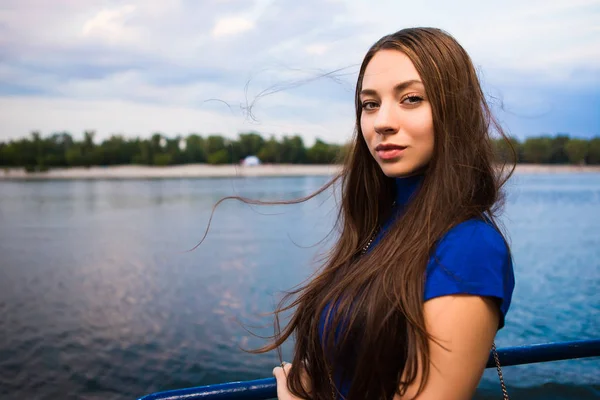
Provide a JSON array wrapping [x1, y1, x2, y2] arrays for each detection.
[[0, 175, 598, 400]]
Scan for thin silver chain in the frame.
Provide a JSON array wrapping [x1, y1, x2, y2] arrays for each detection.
[[361, 226, 380, 255]]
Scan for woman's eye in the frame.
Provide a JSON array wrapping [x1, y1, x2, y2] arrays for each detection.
[[361, 101, 378, 110], [402, 95, 423, 105]]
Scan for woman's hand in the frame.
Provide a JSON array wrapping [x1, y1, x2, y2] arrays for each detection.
[[272, 362, 309, 400]]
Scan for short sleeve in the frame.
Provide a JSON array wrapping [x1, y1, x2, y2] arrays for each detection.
[[424, 219, 515, 329]]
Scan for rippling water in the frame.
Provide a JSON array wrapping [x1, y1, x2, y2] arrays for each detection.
[[0, 173, 598, 400]]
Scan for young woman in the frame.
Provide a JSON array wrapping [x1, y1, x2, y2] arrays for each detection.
[[250, 27, 516, 399]]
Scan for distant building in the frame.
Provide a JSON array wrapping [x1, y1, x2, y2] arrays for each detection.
[[241, 155, 261, 166]]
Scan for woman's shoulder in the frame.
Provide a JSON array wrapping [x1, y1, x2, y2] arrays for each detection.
[[439, 218, 507, 251], [429, 217, 511, 273], [425, 217, 515, 328]]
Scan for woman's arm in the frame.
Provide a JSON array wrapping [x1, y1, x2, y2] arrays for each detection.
[[274, 295, 500, 400], [394, 294, 500, 400]]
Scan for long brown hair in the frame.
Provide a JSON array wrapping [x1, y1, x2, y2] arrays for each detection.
[[201, 27, 516, 400]]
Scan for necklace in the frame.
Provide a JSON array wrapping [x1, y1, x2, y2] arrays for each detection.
[[361, 225, 380, 255]]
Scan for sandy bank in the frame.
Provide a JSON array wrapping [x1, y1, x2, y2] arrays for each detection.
[[0, 164, 340, 180], [1, 164, 599, 180]]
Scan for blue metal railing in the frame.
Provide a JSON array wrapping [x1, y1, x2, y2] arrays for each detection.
[[137, 339, 600, 400]]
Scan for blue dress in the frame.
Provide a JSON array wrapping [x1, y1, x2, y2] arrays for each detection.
[[317, 174, 515, 399]]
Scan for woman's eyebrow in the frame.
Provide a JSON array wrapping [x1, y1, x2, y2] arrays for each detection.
[[360, 79, 423, 97]]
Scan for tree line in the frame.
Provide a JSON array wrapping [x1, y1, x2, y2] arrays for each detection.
[[0, 131, 598, 172]]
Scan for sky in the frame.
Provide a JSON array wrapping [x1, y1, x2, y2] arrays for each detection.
[[0, 0, 598, 145]]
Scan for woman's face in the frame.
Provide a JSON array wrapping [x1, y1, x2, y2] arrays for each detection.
[[359, 49, 434, 178]]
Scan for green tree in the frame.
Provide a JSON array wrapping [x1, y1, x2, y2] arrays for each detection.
[[587, 137, 600, 164], [45, 132, 74, 166], [307, 139, 341, 164], [0, 142, 18, 166], [132, 139, 152, 165], [80, 130, 97, 167], [206, 135, 226, 155], [549, 134, 570, 164], [207, 149, 230, 164], [184, 134, 207, 163], [29, 131, 47, 170], [100, 135, 131, 165], [150, 132, 164, 152], [148, 133, 174, 166], [227, 139, 243, 163], [164, 136, 184, 165], [65, 145, 84, 166], [238, 132, 265, 158], [280, 135, 307, 163], [257, 136, 281, 163], [9, 133, 39, 170], [522, 136, 552, 163], [565, 139, 589, 165], [153, 153, 172, 166]]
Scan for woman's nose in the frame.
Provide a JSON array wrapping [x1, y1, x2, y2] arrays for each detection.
[[374, 103, 400, 135]]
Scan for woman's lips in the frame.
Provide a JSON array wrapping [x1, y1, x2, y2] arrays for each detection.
[[376, 146, 406, 160]]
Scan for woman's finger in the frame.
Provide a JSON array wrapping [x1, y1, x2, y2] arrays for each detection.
[[273, 362, 310, 400], [272, 362, 291, 378], [272, 366, 282, 379], [283, 362, 292, 374], [273, 362, 295, 400]]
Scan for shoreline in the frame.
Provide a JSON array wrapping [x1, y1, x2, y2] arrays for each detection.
[[1, 164, 599, 180]]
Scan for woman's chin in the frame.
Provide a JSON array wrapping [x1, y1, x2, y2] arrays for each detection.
[[380, 163, 414, 178]]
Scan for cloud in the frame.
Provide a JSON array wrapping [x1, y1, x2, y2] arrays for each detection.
[[0, 0, 598, 143], [81, 5, 139, 43], [212, 16, 255, 38], [305, 44, 329, 56]]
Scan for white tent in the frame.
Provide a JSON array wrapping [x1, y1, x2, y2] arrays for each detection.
[[242, 155, 261, 166]]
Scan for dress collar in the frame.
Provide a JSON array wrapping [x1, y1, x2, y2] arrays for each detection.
[[394, 173, 424, 208]]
